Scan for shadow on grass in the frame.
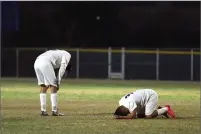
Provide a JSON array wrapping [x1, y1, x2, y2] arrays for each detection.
[[73, 113, 200, 119], [71, 113, 201, 121], [147, 116, 200, 120], [76, 113, 113, 116], [3, 113, 200, 121]]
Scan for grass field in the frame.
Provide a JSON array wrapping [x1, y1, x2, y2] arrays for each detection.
[[1, 78, 200, 134]]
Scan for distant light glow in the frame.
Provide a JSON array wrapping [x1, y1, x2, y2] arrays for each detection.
[[96, 16, 100, 20]]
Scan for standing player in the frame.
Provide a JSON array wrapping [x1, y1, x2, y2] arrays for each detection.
[[114, 89, 175, 119], [34, 49, 72, 116]]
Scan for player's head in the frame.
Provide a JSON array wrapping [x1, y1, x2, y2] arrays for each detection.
[[114, 105, 130, 116]]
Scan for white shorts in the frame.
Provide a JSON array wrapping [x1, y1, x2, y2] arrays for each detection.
[[34, 58, 57, 87], [145, 90, 158, 116], [136, 90, 158, 116]]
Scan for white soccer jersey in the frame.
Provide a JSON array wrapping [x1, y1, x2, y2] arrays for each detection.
[[119, 89, 158, 114], [35, 49, 71, 85], [37, 49, 71, 69]]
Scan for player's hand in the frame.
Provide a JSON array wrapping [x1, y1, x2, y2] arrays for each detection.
[[55, 79, 59, 91], [66, 62, 72, 72], [114, 115, 120, 119], [57, 84, 60, 91]]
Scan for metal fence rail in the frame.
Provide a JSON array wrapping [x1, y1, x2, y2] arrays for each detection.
[[2, 48, 200, 81]]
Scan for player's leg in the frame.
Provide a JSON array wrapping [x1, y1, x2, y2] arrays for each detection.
[[34, 60, 49, 116], [39, 84, 49, 116], [145, 92, 168, 118], [158, 106, 169, 118], [136, 106, 169, 118], [151, 91, 175, 118], [136, 107, 146, 118], [42, 63, 64, 116], [49, 85, 64, 116]]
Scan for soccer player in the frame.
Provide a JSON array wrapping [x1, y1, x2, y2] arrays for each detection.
[[114, 89, 175, 119], [34, 49, 72, 116]]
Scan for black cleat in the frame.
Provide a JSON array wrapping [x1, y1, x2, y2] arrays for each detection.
[[41, 111, 49, 116], [52, 111, 64, 116]]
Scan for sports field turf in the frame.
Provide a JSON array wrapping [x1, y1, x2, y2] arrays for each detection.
[[1, 78, 200, 134]]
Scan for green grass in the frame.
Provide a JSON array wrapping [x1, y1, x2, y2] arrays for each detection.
[[1, 78, 200, 134]]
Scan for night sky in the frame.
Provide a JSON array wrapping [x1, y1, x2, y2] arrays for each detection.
[[2, 1, 200, 48]]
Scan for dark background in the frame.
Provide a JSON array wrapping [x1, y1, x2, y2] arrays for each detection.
[[2, 1, 200, 48], [1, 1, 200, 81]]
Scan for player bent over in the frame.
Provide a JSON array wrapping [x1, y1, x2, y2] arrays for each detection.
[[34, 49, 72, 116], [114, 89, 175, 119]]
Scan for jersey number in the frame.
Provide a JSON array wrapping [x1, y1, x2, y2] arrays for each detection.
[[125, 93, 133, 99]]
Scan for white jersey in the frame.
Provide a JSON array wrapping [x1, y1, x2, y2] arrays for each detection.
[[119, 89, 157, 113], [37, 49, 71, 69], [36, 49, 71, 85]]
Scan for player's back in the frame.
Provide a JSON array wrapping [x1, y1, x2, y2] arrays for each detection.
[[133, 89, 156, 106], [119, 89, 156, 107], [37, 49, 71, 69]]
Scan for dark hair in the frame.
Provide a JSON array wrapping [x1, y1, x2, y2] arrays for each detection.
[[114, 106, 130, 116]]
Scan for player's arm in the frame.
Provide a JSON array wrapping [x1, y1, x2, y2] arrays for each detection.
[[57, 55, 71, 86], [57, 63, 67, 84], [115, 110, 137, 119]]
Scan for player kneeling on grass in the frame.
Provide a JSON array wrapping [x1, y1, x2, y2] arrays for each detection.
[[114, 89, 175, 119], [34, 49, 72, 116]]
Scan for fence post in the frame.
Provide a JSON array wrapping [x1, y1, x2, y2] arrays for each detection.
[[121, 47, 125, 80], [76, 48, 79, 79], [156, 48, 159, 80], [190, 49, 194, 81], [108, 47, 112, 79], [16, 48, 19, 77]]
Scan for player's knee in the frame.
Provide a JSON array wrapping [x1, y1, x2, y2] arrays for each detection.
[[145, 111, 158, 118], [40, 84, 48, 93], [50, 85, 58, 93]]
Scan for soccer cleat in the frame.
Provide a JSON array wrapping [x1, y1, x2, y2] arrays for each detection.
[[165, 105, 175, 118], [52, 111, 64, 116], [41, 111, 49, 116]]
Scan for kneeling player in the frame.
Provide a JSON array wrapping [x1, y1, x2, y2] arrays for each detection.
[[114, 89, 175, 119]]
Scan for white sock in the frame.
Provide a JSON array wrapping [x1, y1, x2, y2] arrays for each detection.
[[40, 93, 46, 112], [51, 93, 58, 112], [157, 107, 168, 116]]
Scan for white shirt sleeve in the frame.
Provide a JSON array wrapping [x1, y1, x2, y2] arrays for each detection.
[[128, 102, 137, 113], [57, 55, 71, 84], [61, 53, 71, 64]]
